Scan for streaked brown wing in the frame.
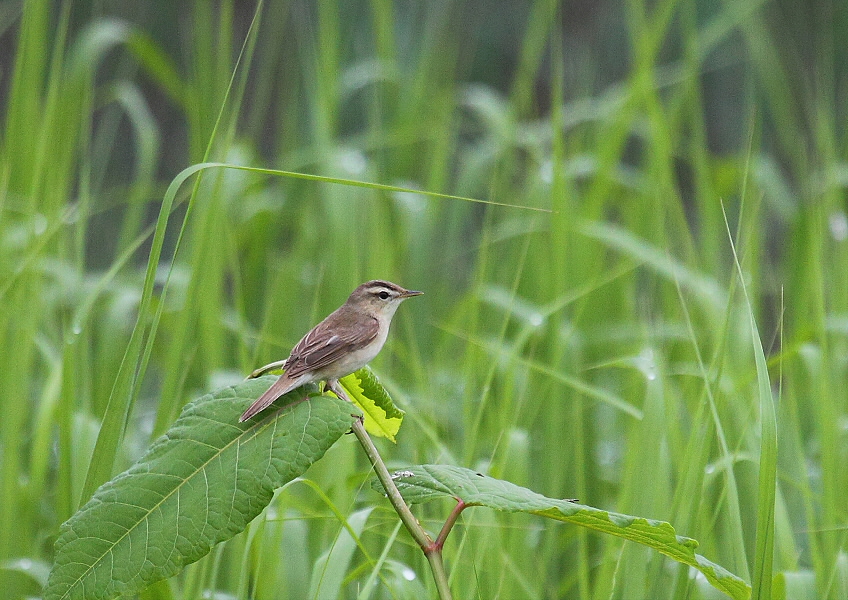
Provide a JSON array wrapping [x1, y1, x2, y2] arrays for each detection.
[[284, 314, 379, 378]]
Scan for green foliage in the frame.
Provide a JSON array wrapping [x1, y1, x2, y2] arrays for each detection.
[[728, 212, 779, 600], [1, 0, 846, 599], [378, 465, 751, 600], [339, 366, 405, 442], [44, 378, 359, 600], [307, 507, 374, 600]]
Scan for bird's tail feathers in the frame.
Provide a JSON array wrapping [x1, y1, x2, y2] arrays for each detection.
[[239, 375, 301, 422]]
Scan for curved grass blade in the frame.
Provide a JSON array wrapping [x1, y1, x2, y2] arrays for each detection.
[[723, 203, 777, 600], [44, 376, 360, 600], [376, 465, 751, 600], [170, 161, 548, 212]]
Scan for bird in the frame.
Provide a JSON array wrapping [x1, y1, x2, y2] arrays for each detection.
[[239, 280, 422, 422]]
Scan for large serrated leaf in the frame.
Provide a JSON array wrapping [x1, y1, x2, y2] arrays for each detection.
[[45, 377, 360, 600], [374, 465, 751, 600], [338, 367, 404, 442]]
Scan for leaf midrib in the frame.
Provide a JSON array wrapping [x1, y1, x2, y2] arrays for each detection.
[[56, 401, 304, 600]]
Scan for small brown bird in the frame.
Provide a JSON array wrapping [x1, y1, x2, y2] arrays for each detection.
[[239, 280, 422, 422]]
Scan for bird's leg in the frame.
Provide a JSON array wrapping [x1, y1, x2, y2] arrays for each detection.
[[248, 359, 288, 379], [326, 379, 348, 401]]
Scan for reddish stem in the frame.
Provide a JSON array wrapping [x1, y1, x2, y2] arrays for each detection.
[[428, 498, 467, 553]]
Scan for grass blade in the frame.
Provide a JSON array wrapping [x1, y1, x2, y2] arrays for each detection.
[[723, 205, 777, 600]]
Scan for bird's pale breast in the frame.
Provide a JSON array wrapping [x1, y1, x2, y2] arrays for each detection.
[[313, 314, 390, 379]]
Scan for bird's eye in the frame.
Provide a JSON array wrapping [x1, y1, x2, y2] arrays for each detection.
[[378, 291, 390, 300]]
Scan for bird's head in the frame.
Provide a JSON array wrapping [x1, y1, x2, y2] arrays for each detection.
[[346, 280, 423, 319]]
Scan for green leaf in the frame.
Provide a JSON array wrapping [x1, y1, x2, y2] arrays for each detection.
[[338, 367, 404, 442], [45, 376, 360, 600], [375, 465, 751, 600], [308, 507, 373, 600], [726, 206, 777, 600]]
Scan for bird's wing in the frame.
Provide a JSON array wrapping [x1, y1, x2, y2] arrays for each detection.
[[283, 315, 380, 378], [239, 315, 380, 422]]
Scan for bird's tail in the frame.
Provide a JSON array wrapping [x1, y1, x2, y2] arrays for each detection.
[[239, 375, 301, 422]]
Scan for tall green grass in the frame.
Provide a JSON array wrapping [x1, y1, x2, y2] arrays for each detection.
[[1, 0, 846, 598]]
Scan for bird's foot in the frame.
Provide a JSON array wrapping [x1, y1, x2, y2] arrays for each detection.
[[326, 379, 351, 402]]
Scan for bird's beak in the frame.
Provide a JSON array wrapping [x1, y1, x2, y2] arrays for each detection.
[[400, 289, 423, 298]]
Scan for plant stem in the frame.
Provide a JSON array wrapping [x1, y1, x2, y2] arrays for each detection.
[[349, 418, 432, 549], [246, 359, 287, 379], [329, 381, 453, 599], [348, 419, 453, 599], [435, 500, 467, 550], [425, 549, 451, 597]]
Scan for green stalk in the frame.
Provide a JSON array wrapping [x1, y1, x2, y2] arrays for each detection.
[[331, 378, 452, 600], [348, 419, 430, 549], [348, 419, 452, 599]]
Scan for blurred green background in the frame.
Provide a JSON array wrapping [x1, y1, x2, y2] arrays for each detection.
[[1, 0, 846, 598]]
